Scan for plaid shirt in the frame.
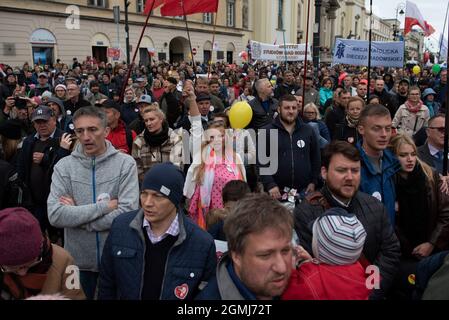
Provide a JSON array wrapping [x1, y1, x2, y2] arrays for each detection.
[[143, 214, 179, 244]]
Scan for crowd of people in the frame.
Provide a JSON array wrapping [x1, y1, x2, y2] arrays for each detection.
[[0, 55, 449, 300]]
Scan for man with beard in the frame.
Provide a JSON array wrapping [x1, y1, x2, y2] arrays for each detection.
[[197, 193, 293, 300], [294, 141, 401, 300], [258, 94, 320, 200]]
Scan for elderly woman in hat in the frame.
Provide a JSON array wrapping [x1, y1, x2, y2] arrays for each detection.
[[0, 207, 85, 300]]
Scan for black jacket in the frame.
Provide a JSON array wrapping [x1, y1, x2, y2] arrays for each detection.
[[248, 96, 278, 130], [324, 104, 345, 140], [258, 116, 321, 193], [17, 128, 71, 205], [294, 187, 401, 300], [373, 89, 398, 116], [0, 159, 32, 210], [63, 95, 92, 114], [274, 82, 300, 100]]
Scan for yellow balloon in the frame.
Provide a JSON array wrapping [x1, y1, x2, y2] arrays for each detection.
[[229, 101, 253, 129], [412, 65, 421, 75]]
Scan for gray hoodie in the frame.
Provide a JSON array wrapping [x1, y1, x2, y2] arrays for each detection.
[[47, 140, 139, 272]]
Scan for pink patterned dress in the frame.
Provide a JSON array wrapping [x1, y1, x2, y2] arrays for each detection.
[[188, 163, 241, 220]]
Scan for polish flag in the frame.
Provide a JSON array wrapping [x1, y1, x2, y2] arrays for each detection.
[[404, 1, 434, 36]]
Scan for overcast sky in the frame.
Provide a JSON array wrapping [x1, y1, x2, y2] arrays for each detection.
[[366, 0, 448, 51]]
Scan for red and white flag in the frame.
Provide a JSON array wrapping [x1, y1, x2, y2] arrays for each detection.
[[160, 0, 219, 17], [404, 1, 435, 36]]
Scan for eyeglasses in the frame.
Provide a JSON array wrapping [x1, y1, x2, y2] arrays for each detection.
[[304, 111, 317, 115], [0, 256, 42, 273], [429, 127, 446, 134]]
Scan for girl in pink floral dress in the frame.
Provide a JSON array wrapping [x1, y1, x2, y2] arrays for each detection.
[[185, 123, 246, 229]]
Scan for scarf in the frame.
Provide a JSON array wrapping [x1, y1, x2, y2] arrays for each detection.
[[345, 114, 359, 128], [395, 164, 429, 256], [143, 121, 169, 148], [195, 146, 242, 229], [405, 100, 424, 113], [1, 237, 53, 300]]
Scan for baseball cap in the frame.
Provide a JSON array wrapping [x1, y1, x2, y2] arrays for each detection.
[[99, 99, 121, 113], [137, 95, 152, 105], [38, 72, 48, 78], [31, 105, 55, 122]]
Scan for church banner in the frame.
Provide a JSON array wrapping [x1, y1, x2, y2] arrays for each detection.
[[250, 41, 312, 61], [332, 38, 404, 67]]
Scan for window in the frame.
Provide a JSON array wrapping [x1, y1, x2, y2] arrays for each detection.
[[136, 0, 144, 13], [297, 4, 301, 29], [204, 13, 213, 24], [278, 0, 284, 30], [242, 0, 249, 29], [227, 0, 235, 27], [88, 0, 107, 8]]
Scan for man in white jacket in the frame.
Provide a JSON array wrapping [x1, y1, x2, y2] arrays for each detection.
[[47, 106, 139, 300]]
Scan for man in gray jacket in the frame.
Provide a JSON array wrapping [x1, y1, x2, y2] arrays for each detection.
[[47, 106, 139, 300]]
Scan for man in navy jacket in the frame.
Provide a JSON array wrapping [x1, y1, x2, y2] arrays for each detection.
[[98, 162, 216, 300], [258, 94, 321, 200]]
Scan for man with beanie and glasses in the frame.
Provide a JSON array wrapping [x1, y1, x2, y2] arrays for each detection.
[[0, 207, 85, 300], [283, 208, 371, 300], [98, 162, 216, 300]]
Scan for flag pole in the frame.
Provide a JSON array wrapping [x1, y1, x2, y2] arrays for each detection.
[[301, 0, 311, 114], [208, 11, 219, 79], [367, 0, 373, 102], [119, 0, 156, 102], [181, 0, 196, 76], [281, 10, 288, 70], [443, 10, 449, 175], [439, 1, 449, 63]]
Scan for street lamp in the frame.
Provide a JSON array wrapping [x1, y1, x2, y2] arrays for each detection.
[[393, 3, 405, 41]]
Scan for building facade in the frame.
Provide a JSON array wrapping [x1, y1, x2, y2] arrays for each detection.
[[0, 0, 257, 67]]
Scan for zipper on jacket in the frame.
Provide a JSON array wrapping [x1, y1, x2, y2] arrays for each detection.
[[159, 218, 184, 300], [91, 157, 101, 270], [289, 133, 295, 190]]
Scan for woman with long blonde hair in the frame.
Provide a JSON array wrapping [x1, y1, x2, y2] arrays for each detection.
[[390, 134, 449, 260], [184, 121, 246, 229]]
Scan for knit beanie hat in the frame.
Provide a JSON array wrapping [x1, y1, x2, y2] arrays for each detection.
[[0, 207, 43, 266], [142, 162, 185, 207], [312, 207, 366, 266]]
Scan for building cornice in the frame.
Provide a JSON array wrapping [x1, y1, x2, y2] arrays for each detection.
[[0, 6, 246, 38]]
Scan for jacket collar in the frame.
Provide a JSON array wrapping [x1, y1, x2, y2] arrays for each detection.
[[216, 254, 245, 300], [356, 141, 401, 177], [272, 115, 303, 133], [129, 208, 187, 246]]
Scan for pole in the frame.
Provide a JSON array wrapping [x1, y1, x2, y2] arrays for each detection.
[[124, 0, 130, 65], [313, 0, 322, 80], [208, 12, 219, 79], [444, 12, 449, 175], [281, 4, 288, 70], [439, 1, 449, 63], [119, 0, 156, 101], [301, 0, 311, 114], [367, 0, 373, 102], [181, 0, 196, 75]]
